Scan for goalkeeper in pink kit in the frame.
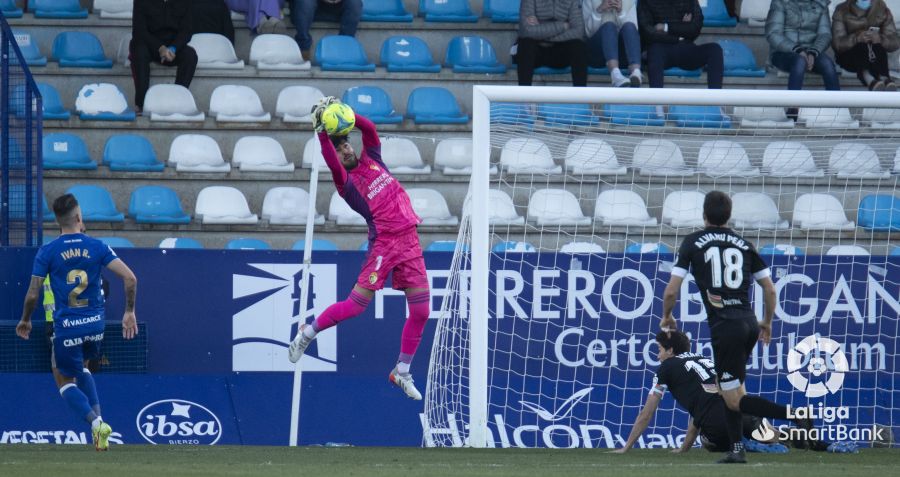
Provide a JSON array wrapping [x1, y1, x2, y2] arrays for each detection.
[[288, 97, 429, 400]]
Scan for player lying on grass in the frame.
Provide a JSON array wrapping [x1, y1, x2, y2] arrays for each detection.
[[288, 97, 429, 400], [16, 193, 138, 451]]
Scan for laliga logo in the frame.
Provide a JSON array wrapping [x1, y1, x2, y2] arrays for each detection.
[[786, 334, 849, 398], [137, 399, 222, 445], [750, 419, 776, 441], [520, 387, 593, 422]]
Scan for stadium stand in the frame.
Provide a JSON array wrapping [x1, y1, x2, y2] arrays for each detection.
[[526, 189, 591, 226], [93, 0, 133, 19], [407, 188, 459, 225], [1, 0, 23, 18], [276, 85, 323, 123], [128, 186, 192, 225], [485, 189, 524, 225], [594, 190, 658, 227], [103, 134, 165, 172], [632, 139, 692, 176], [857, 194, 900, 232], [75, 83, 135, 121], [362, 0, 413, 22], [603, 104, 665, 127], [12, 29, 46, 66], [762, 141, 823, 177], [21, 82, 69, 120], [66, 185, 124, 222], [434, 138, 477, 175], [444, 35, 506, 74], [380, 137, 431, 173], [662, 191, 705, 228], [32, 0, 87, 19], [667, 105, 731, 128], [52, 31, 112, 68], [701, 0, 737, 27], [718, 39, 765, 77], [142, 84, 205, 121], [168, 134, 231, 172], [500, 138, 561, 174], [482, 0, 519, 23], [381, 35, 441, 73], [564, 138, 626, 175], [316, 35, 375, 71], [233, 136, 294, 172], [538, 103, 598, 127], [209, 84, 271, 122], [793, 193, 856, 230], [262, 187, 324, 225], [195, 186, 258, 225], [406, 86, 469, 124], [42, 133, 95, 170], [730, 192, 789, 229], [829, 143, 889, 178], [418, 0, 478, 22], [189, 33, 245, 69], [249, 34, 311, 70], [697, 140, 759, 177], [342, 85, 403, 124]]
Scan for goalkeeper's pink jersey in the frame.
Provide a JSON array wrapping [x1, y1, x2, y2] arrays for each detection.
[[318, 115, 421, 240]]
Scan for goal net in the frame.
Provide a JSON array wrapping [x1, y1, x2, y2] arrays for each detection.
[[423, 87, 900, 449]]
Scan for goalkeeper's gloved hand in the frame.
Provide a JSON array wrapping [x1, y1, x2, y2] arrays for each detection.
[[317, 96, 340, 109], [311, 104, 326, 133]]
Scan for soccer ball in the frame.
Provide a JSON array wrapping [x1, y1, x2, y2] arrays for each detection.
[[322, 103, 356, 136]]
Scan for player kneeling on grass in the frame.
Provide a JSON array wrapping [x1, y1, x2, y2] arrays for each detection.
[[16, 193, 138, 451], [288, 97, 429, 400]]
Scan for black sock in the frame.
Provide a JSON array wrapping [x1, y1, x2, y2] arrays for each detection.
[[725, 408, 744, 452], [739, 395, 788, 420]]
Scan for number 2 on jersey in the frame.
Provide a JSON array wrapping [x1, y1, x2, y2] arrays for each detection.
[[67, 269, 89, 308], [703, 246, 743, 289]]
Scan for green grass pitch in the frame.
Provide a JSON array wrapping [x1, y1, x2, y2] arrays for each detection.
[[1, 446, 897, 477]]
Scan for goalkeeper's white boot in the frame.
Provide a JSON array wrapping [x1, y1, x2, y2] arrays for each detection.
[[288, 324, 314, 363], [389, 367, 422, 400]]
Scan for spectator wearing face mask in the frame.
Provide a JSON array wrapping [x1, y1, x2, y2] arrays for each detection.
[[832, 0, 900, 90]]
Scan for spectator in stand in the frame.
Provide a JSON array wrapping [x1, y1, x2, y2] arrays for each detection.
[[515, 0, 588, 87], [291, 0, 362, 61], [226, 0, 286, 35], [638, 0, 724, 89], [832, 0, 899, 90], [584, 0, 643, 87], [192, 0, 236, 44], [766, 0, 840, 91], [130, 0, 197, 115]]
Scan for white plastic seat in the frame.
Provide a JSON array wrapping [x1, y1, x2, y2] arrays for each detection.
[[249, 34, 310, 70], [233, 136, 294, 172], [407, 188, 458, 225], [793, 193, 855, 230], [560, 242, 606, 253], [565, 138, 626, 175], [276, 85, 323, 123], [731, 192, 789, 229], [381, 138, 430, 174], [75, 83, 129, 116], [663, 191, 705, 228], [594, 190, 658, 226], [829, 143, 888, 178], [143, 84, 205, 121], [733, 106, 794, 128], [632, 139, 693, 176], [328, 191, 366, 225], [94, 0, 132, 18], [799, 107, 859, 129], [826, 245, 870, 256], [740, 0, 771, 26], [697, 140, 759, 177], [484, 189, 524, 225], [302, 136, 327, 168], [168, 134, 230, 172], [195, 186, 258, 224], [434, 138, 498, 175], [500, 138, 562, 174], [527, 189, 591, 226], [262, 187, 323, 225], [209, 85, 271, 122], [762, 141, 823, 177], [862, 107, 900, 129], [188, 33, 245, 69]]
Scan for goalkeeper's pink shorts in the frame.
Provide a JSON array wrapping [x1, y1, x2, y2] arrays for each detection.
[[357, 228, 429, 291]]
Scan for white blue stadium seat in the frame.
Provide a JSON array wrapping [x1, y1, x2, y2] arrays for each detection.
[[209, 85, 271, 122], [829, 143, 889, 178], [233, 136, 294, 172], [52, 32, 112, 68], [302, 137, 327, 168], [731, 192, 789, 229], [103, 134, 164, 172], [94, 0, 132, 18], [195, 186, 258, 224], [539, 103, 599, 127], [128, 185, 191, 224], [316, 35, 375, 71], [762, 141, 823, 177], [418, 0, 477, 22], [565, 138, 626, 175], [662, 191, 705, 228], [342, 86, 403, 124], [490, 103, 535, 127], [226, 238, 271, 250], [168, 134, 231, 172], [143, 84, 205, 121], [862, 107, 900, 129], [528, 189, 591, 226], [826, 245, 870, 256], [159, 237, 204, 249], [381, 137, 431, 173], [718, 40, 765, 77], [328, 190, 366, 225], [276, 85, 323, 123], [425, 240, 466, 252], [594, 190, 657, 226], [733, 107, 794, 128], [702, 0, 737, 26], [292, 239, 340, 251], [406, 87, 469, 124], [66, 185, 124, 222], [632, 139, 693, 176], [799, 107, 859, 129], [793, 193, 855, 230], [1, 0, 23, 18], [12, 30, 47, 66], [625, 243, 673, 254], [740, 0, 771, 26], [602, 104, 665, 126], [407, 188, 458, 225], [492, 241, 536, 253], [444, 36, 506, 74], [75, 83, 135, 121], [697, 140, 759, 177], [668, 105, 731, 128], [560, 242, 606, 253], [500, 137, 562, 174], [857, 194, 900, 232], [33, 0, 87, 19], [759, 244, 805, 255], [486, 189, 524, 225], [250, 34, 310, 70], [381, 36, 440, 73], [43, 133, 95, 170], [97, 237, 135, 248], [483, 0, 519, 22], [188, 33, 244, 69], [361, 0, 413, 21], [262, 187, 324, 225]]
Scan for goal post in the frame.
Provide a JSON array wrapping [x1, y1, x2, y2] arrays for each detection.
[[425, 85, 900, 449]]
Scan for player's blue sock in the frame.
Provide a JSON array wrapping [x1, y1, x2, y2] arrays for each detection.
[[60, 383, 98, 424], [77, 368, 101, 416]]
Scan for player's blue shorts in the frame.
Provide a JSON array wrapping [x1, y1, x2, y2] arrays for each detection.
[[51, 332, 103, 377]]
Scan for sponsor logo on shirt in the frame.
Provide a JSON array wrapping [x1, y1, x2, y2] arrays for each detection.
[[369, 272, 378, 285]]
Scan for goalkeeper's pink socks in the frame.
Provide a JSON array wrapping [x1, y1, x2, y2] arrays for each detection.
[[311, 289, 371, 332], [397, 290, 431, 371]]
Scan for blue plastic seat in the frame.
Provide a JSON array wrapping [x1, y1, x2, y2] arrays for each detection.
[[52, 32, 113, 68], [43, 133, 96, 170], [759, 244, 805, 256], [702, 0, 737, 27], [129, 186, 191, 224], [419, 0, 477, 22], [1, 0, 23, 18], [12, 30, 47, 66], [890, 246, 900, 256], [98, 237, 135, 248], [483, 0, 519, 23], [492, 241, 536, 253], [380, 35, 440, 73], [103, 134, 165, 172], [406, 87, 469, 124], [668, 105, 732, 128], [588, 66, 610, 75], [66, 185, 124, 222], [425, 240, 470, 252], [491, 103, 535, 127], [315, 35, 375, 71], [539, 103, 598, 127], [602, 104, 665, 126], [858, 194, 900, 231], [445, 36, 507, 74], [625, 243, 674, 254], [342, 86, 403, 124], [361, 0, 412, 21], [664, 67, 702, 77], [534, 66, 571, 75], [226, 238, 271, 250], [159, 237, 204, 249], [33, 0, 87, 19], [718, 40, 765, 77], [14, 83, 70, 120], [292, 239, 340, 251]]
